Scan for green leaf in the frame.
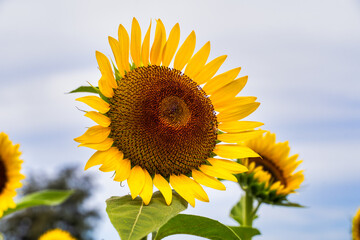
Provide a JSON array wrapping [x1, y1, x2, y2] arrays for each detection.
[[155, 214, 243, 240], [68, 86, 99, 94], [106, 191, 188, 240], [271, 201, 305, 208], [2, 189, 74, 217], [228, 226, 261, 239]]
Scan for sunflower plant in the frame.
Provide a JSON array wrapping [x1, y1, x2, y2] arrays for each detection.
[[72, 18, 266, 239]]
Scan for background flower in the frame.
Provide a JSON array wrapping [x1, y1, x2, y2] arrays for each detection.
[[0, 0, 359, 239]]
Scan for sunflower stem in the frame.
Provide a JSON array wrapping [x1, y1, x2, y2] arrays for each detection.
[[152, 231, 157, 240], [242, 189, 254, 228]]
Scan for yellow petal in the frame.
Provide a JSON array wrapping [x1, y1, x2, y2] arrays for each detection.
[[114, 158, 131, 182], [170, 175, 195, 207], [203, 67, 241, 94], [153, 174, 172, 205], [214, 97, 258, 112], [150, 19, 166, 65], [84, 147, 118, 170], [162, 23, 180, 67], [211, 76, 248, 107], [99, 150, 123, 172], [218, 121, 263, 133], [131, 18, 142, 67], [98, 75, 114, 98], [139, 170, 153, 205], [76, 96, 110, 113], [192, 169, 226, 191], [84, 111, 111, 127], [207, 158, 248, 174], [217, 102, 260, 122], [214, 144, 259, 159], [128, 166, 145, 199], [74, 125, 111, 144], [217, 130, 266, 143], [118, 24, 130, 72], [193, 55, 227, 85], [173, 31, 196, 71], [95, 51, 117, 88], [79, 138, 114, 151], [199, 165, 238, 182], [141, 21, 152, 66], [108, 36, 125, 76], [184, 41, 210, 79]]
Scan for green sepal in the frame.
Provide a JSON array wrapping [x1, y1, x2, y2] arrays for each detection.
[[68, 86, 99, 94], [106, 191, 187, 240], [155, 214, 259, 240], [2, 189, 74, 218]]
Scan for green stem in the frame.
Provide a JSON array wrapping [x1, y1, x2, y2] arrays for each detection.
[[152, 231, 157, 240], [242, 190, 254, 227]]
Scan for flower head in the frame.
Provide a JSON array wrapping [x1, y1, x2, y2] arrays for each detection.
[[238, 131, 304, 204], [353, 208, 360, 240], [38, 229, 76, 240], [0, 132, 25, 217], [75, 18, 262, 207]]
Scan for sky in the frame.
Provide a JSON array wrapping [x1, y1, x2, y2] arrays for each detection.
[[0, 0, 360, 239]]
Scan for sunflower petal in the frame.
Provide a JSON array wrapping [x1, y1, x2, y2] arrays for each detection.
[[98, 75, 114, 98], [153, 174, 172, 205], [193, 55, 227, 85], [214, 97, 258, 111], [118, 24, 130, 72], [128, 166, 145, 199], [192, 169, 226, 190], [139, 170, 153, 205], [141, 21, 152, 66], [170, 175, 196, 207], [203, 67, 241, 94], [214, 144, 260, 159], [217, 102, 260, 122], [207, 158, 248, 174], [184, 41, 210, 79], [211, 76, 248, 107], [95, 51, 117, 88], [162, 23, 180, 67], [150, 19, 166, 65], [199, 165, 238, 182], [85, 147, 118, 170], [173, 31, 196, 71], [131, 18, 142, 67], [218, 121, 264, 133], [76, 96, 110, 113], [114, 158, 131, 182], [109, 36, 125, 76], [78, 138, 114, 151], [84, 111, 111, 127], [218, 130, 266, 143], [99, 150, 123, 172], [74, 125, 111, 144]]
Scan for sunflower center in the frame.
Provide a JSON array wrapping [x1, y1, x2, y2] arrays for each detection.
[[107, 65, 217, 178], [248, 156, 287, 187], [0, 157, 7, 193]]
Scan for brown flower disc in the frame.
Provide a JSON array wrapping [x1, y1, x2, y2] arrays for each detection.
[[107, 65, 217, 178], [0, 157, 7, 193]]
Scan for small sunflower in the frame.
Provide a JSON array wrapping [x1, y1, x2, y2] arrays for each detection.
[[38, 229, 76, 240], [239, 131, 304, 203], [353, 208, 360, 240], [75, 18, 262, 207], [0, 132, 25, 217]]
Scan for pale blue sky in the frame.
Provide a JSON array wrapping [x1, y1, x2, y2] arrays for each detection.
[[0, 0, 359, 239]]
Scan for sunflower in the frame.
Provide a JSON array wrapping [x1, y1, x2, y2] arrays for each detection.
[[75, 18, 262, 207], [353, 208, 360, 240], [0, 132, 25, 217], [239, 131, 304, 202], [38, 229, 76, 240]]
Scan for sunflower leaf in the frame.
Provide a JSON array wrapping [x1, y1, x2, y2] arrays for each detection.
[[68, 86, 99, 94], [106, 191, 188, 240], [155, 214, 252, 240], [228, 226, 261, 239], [271, 200, 305, 208], [2, 189, 74, 217]]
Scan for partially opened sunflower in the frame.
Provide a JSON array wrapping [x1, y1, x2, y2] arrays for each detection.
[[75, 18, 262, 207], [353, 208, 360, 240], [0, 132, 25, 217]]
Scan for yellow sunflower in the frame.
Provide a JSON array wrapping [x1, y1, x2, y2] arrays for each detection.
[[75, 18, 263, 207], [240, 131, 304, 199], [0, 132, 25, 217], [353, 208, 360, 240], [38, 229, 76, 240]]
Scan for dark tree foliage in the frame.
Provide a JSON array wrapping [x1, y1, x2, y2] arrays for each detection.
[[0, 165, 101, 240]]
